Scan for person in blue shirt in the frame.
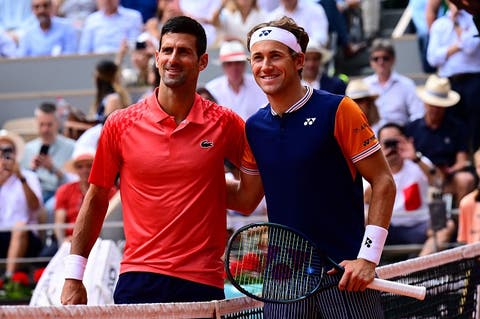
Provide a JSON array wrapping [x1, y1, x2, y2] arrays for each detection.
[[78, 0, 143, 54], [245, 16, 395, 318], [17, 0, 78, 57]]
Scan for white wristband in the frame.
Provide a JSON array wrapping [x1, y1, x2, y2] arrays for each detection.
[[357, 225, 388, 265], [64, 254, 88, 280]]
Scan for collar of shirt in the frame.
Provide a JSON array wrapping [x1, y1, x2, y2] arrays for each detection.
[[146, 88, 206, 125], [270, 86, 314, 116]]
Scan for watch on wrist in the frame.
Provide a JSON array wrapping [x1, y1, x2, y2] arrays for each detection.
[[413, 151, 422, 163]]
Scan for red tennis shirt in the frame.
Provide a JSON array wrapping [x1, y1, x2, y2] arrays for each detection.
[[90, 89, 258, 288]]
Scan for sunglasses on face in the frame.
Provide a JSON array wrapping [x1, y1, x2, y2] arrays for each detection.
[[370, 55, 391, 63]]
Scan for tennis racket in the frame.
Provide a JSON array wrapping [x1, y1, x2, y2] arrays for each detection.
[[225, 222, 426, 303]]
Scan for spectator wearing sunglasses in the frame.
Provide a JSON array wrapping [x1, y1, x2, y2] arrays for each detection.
[[363, 38, 424, 128], [17, 0, 78, 57], [0, 130, 43, 282]]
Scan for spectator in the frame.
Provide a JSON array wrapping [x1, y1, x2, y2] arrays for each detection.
[[427, 1, 480, 152], [78, 0, 143, 54], [19, 102, 75, 205], [0, 130, 43, 281], [409, 0, 436, 72], [196, 87, 217, 103], [406, 74, 476, 207], [0, 0, 35, 45], [318, 0, 366, 58], [0, 31, 16, 58], [144, 0, 183, 44], [56, 0, 97, 31], [54, 147, 116, 244], [366, 123, 430, 246], [345, 78, 380, 133], [209, 0, 269, 46], [17, 0, 78, 57], [205, 40, 267, 120], [457, 148, 480, 244], [269, 0, 330, 47], [301, 40, 347, 94], [118, 35, 155, 87], [178, 0, 221, 48], [89, 59, 131, 122], [258, 0, 280, 12], [120, 0, 157, 22], [363, 38, 425, 128]]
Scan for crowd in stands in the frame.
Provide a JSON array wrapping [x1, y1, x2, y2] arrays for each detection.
[[1, 0, 480, 301]]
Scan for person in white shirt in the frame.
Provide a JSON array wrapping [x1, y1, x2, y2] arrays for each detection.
[[205, 40, 268, 120], [365, 123, 430, 246], [268, 0, 329, 47], [363, 38, 424, 128], [0, 130, 43, 280], [427, 1, 480, 152]]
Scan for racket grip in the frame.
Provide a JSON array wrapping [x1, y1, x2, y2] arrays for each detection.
[[368, 278, 426, 300]]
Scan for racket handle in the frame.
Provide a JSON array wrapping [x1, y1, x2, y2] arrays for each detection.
[[368, 278, 426, 300]]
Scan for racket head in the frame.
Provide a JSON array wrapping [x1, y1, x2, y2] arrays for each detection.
[[225, 222, 336, 303]]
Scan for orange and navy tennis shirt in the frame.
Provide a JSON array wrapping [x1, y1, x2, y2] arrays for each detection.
[[89, 89, 258, 289], [245, 87, 380, 262]]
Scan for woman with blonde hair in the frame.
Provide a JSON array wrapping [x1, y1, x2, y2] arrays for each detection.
[[90, 59, 131, 122]]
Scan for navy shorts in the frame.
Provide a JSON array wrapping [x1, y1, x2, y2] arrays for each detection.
[[113, 271, 225, 304]]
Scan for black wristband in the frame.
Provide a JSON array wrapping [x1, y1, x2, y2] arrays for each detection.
[[19, 177, 27, 184]]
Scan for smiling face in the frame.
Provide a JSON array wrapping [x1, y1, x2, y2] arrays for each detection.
[[155, 32, 207, 89], [249, 40, 304, 97]]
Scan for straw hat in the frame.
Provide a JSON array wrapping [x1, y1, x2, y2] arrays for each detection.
[[416, 74, 460, 107], [218, 40, 247, 63], [346, 79, 379, 100], [64, 147, 96, 172], [0, 129, 25, 160], [306, 41, 333, 65]]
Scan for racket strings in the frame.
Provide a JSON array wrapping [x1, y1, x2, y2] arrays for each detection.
[[228, 225, 325, 302]]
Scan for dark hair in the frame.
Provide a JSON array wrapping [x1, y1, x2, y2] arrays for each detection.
[[377, 122, 406, 138], [196, 87, 217, 103], [94, 60, 118, 114], [160, 16, 207, 58], [36, 102, 56, 115]]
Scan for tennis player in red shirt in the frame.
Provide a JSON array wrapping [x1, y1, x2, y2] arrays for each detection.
[[61, 16, 263, 305]]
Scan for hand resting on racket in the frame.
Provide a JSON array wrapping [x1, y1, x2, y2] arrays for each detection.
[[327, 258, 377, 292]]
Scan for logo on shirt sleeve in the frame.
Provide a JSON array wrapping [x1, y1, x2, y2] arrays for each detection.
[[200, 140, 214, 148]]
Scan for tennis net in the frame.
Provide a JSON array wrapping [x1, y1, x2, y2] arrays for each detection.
[[1, 242, 479, 318]]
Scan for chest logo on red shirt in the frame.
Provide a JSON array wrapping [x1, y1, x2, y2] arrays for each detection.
[[200, 140, 214, 148], [304, 118, 316, 126]]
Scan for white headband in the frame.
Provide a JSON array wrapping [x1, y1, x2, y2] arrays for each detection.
[[249, 26, 302, 53]]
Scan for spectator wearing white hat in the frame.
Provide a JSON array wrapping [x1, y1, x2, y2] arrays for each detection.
[[406, 74, 476, 207], [205, 40, 268, 121], [0, 130, 43, 281], [301, 40, 346, 95]]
